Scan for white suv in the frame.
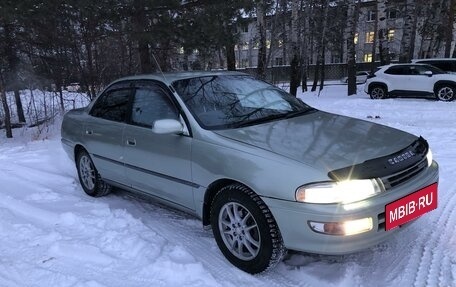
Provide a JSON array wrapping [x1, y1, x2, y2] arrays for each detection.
[[364, 64, 456, 101]]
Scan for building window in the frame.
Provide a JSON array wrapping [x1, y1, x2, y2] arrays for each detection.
[[241, 59, 248, 68], [364, 53, 373, 62], [367, 10, 376, 22], [354, 33, 359, 44], [387, 9, 397, 19], [275, 57, 283, 66], [239, 25, 248, 33], [241, 42, 249, 50], [365, 32, 375, 43], [387, 29, 395, 42]]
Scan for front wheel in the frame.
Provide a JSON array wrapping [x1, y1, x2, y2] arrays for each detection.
[[369, 85, 387, 99], [210, 184, 285, 274], [76, 150, 112, 197], [435, 85, 455, 101]]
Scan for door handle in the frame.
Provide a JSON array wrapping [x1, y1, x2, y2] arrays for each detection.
[[127, 139, 136, 146], [85, 130, 93, 135]]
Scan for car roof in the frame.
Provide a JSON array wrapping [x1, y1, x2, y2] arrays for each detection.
[[111, 70, 249, 86], [412, 58, 456, 62], [379, 63, 433, 69]]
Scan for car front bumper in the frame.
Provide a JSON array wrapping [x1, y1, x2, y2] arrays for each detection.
[[262, 161, 439, 255]]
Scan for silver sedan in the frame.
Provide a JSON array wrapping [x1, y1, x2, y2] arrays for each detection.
[[61, 71, 438, 274]]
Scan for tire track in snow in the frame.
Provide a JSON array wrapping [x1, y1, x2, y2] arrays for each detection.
[[127, 194, 312, 287], [384, 179, 456, 287], [423, 183, 456, 287], [374, 177, 456, 287]]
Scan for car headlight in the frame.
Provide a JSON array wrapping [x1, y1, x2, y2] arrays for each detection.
[[426, 148, 433, 167], [296, 179, 384, 204]]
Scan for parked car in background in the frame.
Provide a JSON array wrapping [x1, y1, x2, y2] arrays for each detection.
[[365, 63, 456, 101], [66, 83, 81, 92], [413, 58, 456, 74], [61, 71, 438, 273], [340, 71, 370, 84]]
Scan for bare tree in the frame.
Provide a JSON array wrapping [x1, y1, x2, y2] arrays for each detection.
[[1, 16, 26, 123], [399, 0, 417, 62], [444, 0, 455, 57], [256, 0, 267, 80], [346, 0, 360, 96], [301, 0, 312, 92], [377, 0, 389, 65], [0, 72, 12, 138], [289, 0, 300, 96], [311, 0, 329, 92]]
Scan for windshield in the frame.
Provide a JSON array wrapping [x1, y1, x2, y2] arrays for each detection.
[[172, 75, 314, 130]]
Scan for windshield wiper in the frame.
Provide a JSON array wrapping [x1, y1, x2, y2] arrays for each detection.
[[284, 107, 317, 119], [233, 107, 316, 128], [234, 113, 288, 128]]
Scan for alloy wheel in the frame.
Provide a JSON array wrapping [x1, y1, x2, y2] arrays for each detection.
[[371, 87, 385, 99], [437, 87, 454, 101], [79, 155, 96, 190], [218, 202, 261, 260]]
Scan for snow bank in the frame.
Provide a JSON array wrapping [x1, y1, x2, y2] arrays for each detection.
[[0, 86, 454, 286]]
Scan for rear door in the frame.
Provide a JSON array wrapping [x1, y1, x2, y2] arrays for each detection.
[[84, 81, 133, 184], [410, 65, 436, 93], [123, 81, 195, 210], [383, 65, 412, 93]]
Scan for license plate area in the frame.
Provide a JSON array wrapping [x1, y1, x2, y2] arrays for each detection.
[[385, 183, 438, 230]]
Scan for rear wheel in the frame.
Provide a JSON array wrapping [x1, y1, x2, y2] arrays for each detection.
[[76, 150, 112, 197], [435, 85, 455, 101], [369, 85, 387, 99], [210, 184, 285, 274]]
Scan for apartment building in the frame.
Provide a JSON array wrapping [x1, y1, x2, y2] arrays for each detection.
[[234, 0, 455, 69]]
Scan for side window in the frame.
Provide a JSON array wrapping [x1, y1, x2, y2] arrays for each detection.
[[414, 65, 431, 75], [451, 62, 456, 73], [408, 66, 419, 75], [91, 88, 131, 122], [130, 85, 179, 128], [385, 66, 405, 75], [434, 62, 451, 72]]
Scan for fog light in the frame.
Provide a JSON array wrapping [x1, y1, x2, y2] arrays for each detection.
[[309, 217, 373, 236]]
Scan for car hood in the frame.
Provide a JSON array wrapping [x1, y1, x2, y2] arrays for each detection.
[[214, 111, 418, 174]]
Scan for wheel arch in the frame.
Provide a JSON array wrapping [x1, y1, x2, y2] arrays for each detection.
[[74, 144, 88, 161], [434, 80, 456, 90], [368, 81, 389, 93], [202, 178, 255, 227]]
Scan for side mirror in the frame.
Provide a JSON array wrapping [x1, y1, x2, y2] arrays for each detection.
[[424, 71, 433, 77], [152, 119, 183, 135]]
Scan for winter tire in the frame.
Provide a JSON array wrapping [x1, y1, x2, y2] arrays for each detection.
[[210, 183, 285, 274], [76, 150, 112, 197], [435, 85, 455, 101], [369, 85, 387, 99]]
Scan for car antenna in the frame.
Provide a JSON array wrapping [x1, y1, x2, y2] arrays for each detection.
[[152, 54, 168, 83]]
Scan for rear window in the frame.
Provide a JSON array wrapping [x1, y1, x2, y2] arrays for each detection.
[[416, 60, 456, 73]]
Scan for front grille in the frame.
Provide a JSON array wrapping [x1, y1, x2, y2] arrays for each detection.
[[380, 157, 428, 190], [377, 212, 385, 231]]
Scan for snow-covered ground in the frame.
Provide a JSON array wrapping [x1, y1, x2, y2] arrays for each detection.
[[0, 86, 455, 287]]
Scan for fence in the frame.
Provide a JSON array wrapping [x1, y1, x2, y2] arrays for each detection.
[[239, 62, 388, 83]]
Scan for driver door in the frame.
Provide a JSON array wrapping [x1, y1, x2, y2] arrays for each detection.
[[123, 81, 195, 211]]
